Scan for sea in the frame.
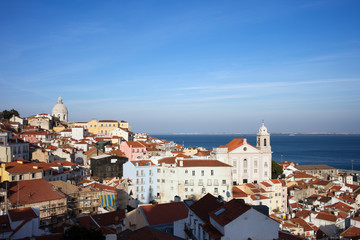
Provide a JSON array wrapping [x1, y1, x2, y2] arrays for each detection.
[[151, 134, 360, 171]]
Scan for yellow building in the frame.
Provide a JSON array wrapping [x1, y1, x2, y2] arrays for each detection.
[[87, 119, 131, 136]]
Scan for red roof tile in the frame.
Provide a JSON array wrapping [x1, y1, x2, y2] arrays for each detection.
[[141, 202, 188, 225], [209, 199, 251, 226], [315, 212, 338, 222], [8, 207, 38, 221], [8, 179, 65, 205], [189, 193, 224, 222], [341, 226, 360, 238]]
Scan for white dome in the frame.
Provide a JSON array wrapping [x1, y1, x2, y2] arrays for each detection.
[[52, 96, 68, 121], [258, 122, 269, 135]]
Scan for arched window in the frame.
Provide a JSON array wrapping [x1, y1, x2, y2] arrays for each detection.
[[243, 159, 247, 168], [264, 138, 267, 146]]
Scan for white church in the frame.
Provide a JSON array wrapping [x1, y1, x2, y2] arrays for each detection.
[[211, 123, 272, 185]]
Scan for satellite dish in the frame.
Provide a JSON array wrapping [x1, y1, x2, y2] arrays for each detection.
[[226, 191, 231, 198]]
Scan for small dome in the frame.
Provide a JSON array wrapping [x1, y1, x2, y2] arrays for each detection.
[[258, 122, 269, 135]]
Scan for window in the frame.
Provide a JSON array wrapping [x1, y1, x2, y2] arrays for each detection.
[[254, 160, 258, 168], [211, 170, 214, 176], [264, 138, 267, 146], [243, 159, 247, 168], [190, 180, 194, 186], [198, 179, 203, 186], [101, 124, 103, 127], [201, 170, 204, 176], [90, 125, 92, 128], [233, 161, 237, 167], [136, 170, 139, 176], [105, 124, 107, 127], [214, 179, 219, 186], [192, 170, 195, 176], [214, 188, 218, 194], [207, 179, 212, 186], [265, 171, 268, 177], [222, 180, 226, 185], [185, 180, 189, 186], [264, 162, 268, 168], [185, 170, 188, 174], [32, 173, 35, 178], [185, 188, 188, 192], [157, 168, 160, 173], [202, 188, 206, 194], [244, 169, 247, 173], [12, 176, 15, 181], [19, 175, 23, 180]]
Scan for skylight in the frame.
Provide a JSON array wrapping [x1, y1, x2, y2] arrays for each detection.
[[214, 208, 226, 216]]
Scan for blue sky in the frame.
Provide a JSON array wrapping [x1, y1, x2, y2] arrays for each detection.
[[1, 1, 360, 134]]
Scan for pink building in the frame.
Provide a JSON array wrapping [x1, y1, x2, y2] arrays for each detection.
[[120, 141, 147, 161]]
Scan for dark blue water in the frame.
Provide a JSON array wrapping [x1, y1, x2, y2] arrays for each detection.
[[152, 134, 360, 170]]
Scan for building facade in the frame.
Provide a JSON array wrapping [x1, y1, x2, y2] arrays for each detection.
[[157, 157, 232, 203], [212, 123, 272, 185]]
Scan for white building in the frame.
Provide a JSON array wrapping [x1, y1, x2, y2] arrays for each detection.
[[183, 193, 280, 240], [123, 160, 157, 204], [212, 123, 272, 185], [52, 96, 68, 122], [157, 157, 233, 203]]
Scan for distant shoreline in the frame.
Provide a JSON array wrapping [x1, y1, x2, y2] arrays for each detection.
[[156, 133, 360, 136]]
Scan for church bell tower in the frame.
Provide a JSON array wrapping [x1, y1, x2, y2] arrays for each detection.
[[256, 122, 271, 152]]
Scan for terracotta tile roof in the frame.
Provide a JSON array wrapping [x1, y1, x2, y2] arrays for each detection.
[[250, 194, 269, 200], [109, 149, 126, 157], [5, 160, 52, 174], [294, 209, 313, 219], [352, 216, 360, 222], [127, 141, 146, 148], [232, 186, 248, 198], [140, 202, 188, 225], [8, 179, 65, 205], [324, 201, 353, 212], [296, 164, 335, 170], [8, 207, 38, 221], [219, 138, 244, 152], [209, 199, 251, 226], [315, 212, 338, 222], [99, 120, 118, 122], [269, 214, 283, 223], [282, 221, 298, 228], [194, 151, 210, 156], [131, 160, 155, 166], [260, 181, 272, 187], [179, 159, 232, 167], [189, 193, 224, 222], [158, 157, 176, 164], [341, 226, 360, 238], [174, 153, 191, 158], [293, 172, 314, 179], [290, 218, 314, 232], [269, 179, 281, 184]]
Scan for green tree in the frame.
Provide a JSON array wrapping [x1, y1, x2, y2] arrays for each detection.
[[61, 225, 105, 240], [271, 160, 283, 179], [0, 109, 20, 119]]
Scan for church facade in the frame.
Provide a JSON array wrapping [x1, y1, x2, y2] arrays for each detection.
[[211, 123, 272, 185]]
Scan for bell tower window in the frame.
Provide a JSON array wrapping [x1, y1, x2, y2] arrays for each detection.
[[264, 138, 267, 146]]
